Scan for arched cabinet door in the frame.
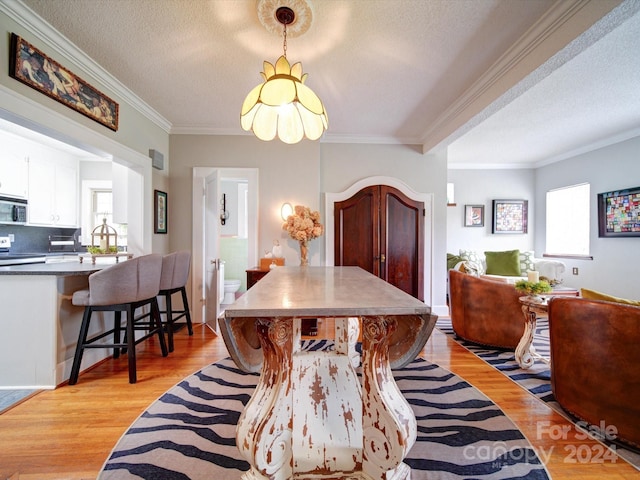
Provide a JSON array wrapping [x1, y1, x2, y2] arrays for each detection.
[[334, 184, 424, 301]]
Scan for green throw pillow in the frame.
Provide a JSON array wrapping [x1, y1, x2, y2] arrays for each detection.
[[484, 250, 522, 276], [447, 253, 463, 270], [581, 288, 640, 306]]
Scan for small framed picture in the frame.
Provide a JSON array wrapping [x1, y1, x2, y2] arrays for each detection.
[[464, 205, 484, 227], [154, 190, 167, 234], [492, 199, 528, 234]]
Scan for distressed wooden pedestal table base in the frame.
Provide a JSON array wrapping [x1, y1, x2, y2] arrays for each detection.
[[516, 296, 552, 369], [219, 267, 437, 480]]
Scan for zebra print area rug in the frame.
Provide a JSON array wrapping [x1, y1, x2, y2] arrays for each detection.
[[436, 317, 640, 471], [99, 340, 550, 480]]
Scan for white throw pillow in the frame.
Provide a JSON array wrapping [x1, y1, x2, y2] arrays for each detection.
[[459, 249, 486, 275], [520, 251, 535, 273]]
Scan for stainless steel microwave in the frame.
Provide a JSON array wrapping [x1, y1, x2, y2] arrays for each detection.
[[0, 196, 28, 225]]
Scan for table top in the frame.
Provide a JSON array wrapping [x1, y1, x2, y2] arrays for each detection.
[[225, 266, 430, 318], [519, 295, 550, 309]]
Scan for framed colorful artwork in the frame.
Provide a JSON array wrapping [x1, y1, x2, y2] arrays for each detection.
[[492, 199, 528, 234], [9, 33, 119, 131], [464, 205, 484, 227], [154, 190, 167, 234], [597, 186, 640, 237]]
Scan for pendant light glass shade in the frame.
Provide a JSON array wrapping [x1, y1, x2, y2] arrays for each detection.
[[241, 55, 328, 144]]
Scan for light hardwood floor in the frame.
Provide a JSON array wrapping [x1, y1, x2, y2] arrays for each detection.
[[0, 320, 637, 479]]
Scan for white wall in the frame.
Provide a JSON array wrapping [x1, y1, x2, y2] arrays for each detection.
[[169, 136, 450, 312], [446, 168, 536, 255], [535, 136, 640, 299]]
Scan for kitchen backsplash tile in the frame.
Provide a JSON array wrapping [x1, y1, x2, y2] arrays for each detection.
[[0, 225, 81, 253]]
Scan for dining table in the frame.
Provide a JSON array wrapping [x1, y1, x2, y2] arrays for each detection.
[[219, 266, 437, 480]]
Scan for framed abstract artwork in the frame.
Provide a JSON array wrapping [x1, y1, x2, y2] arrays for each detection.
[[154, 190, 167, 234], [492, 199, 528, 234], [9, 33, 119, 131], [464, 205, 484, 227], [597, 186, 640, 237]]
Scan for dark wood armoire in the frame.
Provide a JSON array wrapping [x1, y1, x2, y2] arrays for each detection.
[[334, 184, 424, 300]]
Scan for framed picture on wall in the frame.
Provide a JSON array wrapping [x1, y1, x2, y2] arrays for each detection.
[[154, 190, 167, 234], [8, 33, 119, 131], [492, 199, 528, 234], [597, 186, 640, 237], [464, 205, 484, 227]]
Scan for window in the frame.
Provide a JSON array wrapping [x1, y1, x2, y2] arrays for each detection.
[[87, 188, 127, 247], [546, 183, 590, 256]]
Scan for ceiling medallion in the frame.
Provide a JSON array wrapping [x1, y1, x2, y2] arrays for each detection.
[[241, 0, 328, 144], [257, 0, 313, 38]]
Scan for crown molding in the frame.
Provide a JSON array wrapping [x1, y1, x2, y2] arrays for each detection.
[[169, 124, 421, 146], [419, 0, 620, 155], [447, 162, 536, 170], [0, 0, 172, 134], [533, 127, 640, 169]]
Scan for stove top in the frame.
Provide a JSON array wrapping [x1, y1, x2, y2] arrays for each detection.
[[0, 252, 48, 266]]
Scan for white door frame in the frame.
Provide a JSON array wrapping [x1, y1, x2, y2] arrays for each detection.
[[324, 176, 434, 308], [192, 167, 259, 328]]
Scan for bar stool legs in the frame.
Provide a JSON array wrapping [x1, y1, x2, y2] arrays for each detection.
[[159, 286, 193, 353], [69, 297, 168, 385]]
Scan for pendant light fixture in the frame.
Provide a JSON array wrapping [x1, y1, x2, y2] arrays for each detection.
[[241, 4, 328, 144]]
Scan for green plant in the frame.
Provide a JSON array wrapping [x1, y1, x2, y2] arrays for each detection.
[[515, 279, 552, 296], [86, 245, 119, 254]]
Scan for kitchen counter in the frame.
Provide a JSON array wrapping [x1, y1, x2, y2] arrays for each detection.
[[0, 261, 106, 275], [0, 260, 117, 389]]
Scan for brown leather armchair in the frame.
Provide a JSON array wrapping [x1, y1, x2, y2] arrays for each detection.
[[448, 269, 524, 349], [548, 296, 640, 449]]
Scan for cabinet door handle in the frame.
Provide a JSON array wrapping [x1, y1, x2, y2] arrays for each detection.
[[380, 254, 386, 263]]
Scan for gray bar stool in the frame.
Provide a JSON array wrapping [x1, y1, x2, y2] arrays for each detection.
[[158, 250, 193, 352], [69, 253, 168, 384]]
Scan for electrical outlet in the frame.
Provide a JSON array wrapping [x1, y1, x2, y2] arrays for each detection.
[[8, 234, 14, 242], [572, 267, 579, 275]]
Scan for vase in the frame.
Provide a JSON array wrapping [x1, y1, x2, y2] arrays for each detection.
[[299, 241, 309, 266]]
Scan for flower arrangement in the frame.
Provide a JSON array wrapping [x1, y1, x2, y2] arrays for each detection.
[[515, 279, 552, 297], [282, 205, 323, 265]]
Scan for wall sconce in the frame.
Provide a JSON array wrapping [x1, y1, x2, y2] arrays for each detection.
[[220, 194, 230, 225], [281, 202, 293, 221]]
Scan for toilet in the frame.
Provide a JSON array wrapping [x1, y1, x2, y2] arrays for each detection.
[[219, 259, 241, 305], [222, 279, 241, 304]]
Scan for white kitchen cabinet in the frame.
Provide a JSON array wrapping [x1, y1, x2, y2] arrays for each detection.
[[28, 154, 78, 227], [0, 140, 29, 199]]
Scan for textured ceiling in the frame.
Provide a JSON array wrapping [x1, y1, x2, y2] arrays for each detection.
[[14, 0, 640, 168]]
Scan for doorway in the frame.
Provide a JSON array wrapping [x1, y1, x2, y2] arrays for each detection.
[[191, 168, 259, 331]]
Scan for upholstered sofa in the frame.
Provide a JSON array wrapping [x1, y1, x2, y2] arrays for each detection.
[[448, 269, 524, 349], [448, 249, 566, 284], [548, 296, 640, 450]]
